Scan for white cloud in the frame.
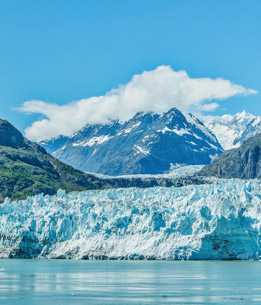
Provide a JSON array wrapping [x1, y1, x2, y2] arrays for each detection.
[[19, 65, 257, 141]]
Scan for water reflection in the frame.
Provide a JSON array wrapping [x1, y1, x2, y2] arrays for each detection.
[[0, 260, 261, 304]]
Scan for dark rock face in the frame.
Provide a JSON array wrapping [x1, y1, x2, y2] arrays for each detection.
[[108, 175, 209, 189], [0, 119, 25, 148], [199, 133, 261, 179], [41, 108, 223, 175]]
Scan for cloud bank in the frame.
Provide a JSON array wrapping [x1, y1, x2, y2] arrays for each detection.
[[19, 66, 257, 141]]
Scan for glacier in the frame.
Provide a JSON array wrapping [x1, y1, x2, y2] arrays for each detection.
[[1, 179, 261, 260]]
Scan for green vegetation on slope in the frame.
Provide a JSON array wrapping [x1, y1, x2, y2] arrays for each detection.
[[0, 120, 109, 201], [0, 119, 209, 201]]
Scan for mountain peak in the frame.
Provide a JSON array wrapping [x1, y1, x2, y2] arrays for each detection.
[[234, 110, 255, 123], [0, 119, 25, 148], [165, 107, 180, 115], [200, 132, 261, 179], [132, 111, 158, 119], [0, 119, 113, 201], [202, 111, 261, 150], [41, 108, 223, 175]]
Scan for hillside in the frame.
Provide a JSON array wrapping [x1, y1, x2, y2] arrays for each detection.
[[199, 132, 261, 179], [0, 119, 111, 201], [0, 119, 208, 201]]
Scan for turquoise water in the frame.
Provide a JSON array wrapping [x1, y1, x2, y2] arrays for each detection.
[[1, 260, 261, 304]]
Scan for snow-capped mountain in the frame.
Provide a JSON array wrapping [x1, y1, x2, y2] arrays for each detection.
[[202, 110, 261, 150], [40, 108, 223, 175], [200, 132, 261, 179]]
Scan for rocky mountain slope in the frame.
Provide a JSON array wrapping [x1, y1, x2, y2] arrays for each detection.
[[202, 110, 261, 150], [1, 179, 261, 260], [0, 119, 208, 201], [41, 108, 223, 175], [199, 132, 261, 179], [0, 119, 112, 201]]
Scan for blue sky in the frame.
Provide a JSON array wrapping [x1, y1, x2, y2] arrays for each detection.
[[0, 0, 260, 138]]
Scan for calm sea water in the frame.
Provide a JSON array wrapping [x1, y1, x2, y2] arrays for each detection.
[[1, 260, 261, 304]]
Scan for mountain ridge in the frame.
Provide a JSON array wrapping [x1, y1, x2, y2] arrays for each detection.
[[0, 119, 113, 201], [202, 110, 261, 150], [0, 118, 208, 201], [41, 107, 223, 175], [199, 132, 261, 179]]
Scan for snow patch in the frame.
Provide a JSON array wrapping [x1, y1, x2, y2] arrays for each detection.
[[72, 135, 112, 147], [183, 112, 217, 143], [120, 122, 141, 135], [159, 127, 191, 136], [133, 145, 150, 155]]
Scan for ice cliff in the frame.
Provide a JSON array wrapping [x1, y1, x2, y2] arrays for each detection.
[[1, 179, 261, 260]]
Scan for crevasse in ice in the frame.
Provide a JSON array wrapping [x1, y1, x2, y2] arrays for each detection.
[[1, 179, 261, 260]]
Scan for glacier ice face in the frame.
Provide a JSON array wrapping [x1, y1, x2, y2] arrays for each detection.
[[86, 164, 204, 179], [1, 179, 261, 260]]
